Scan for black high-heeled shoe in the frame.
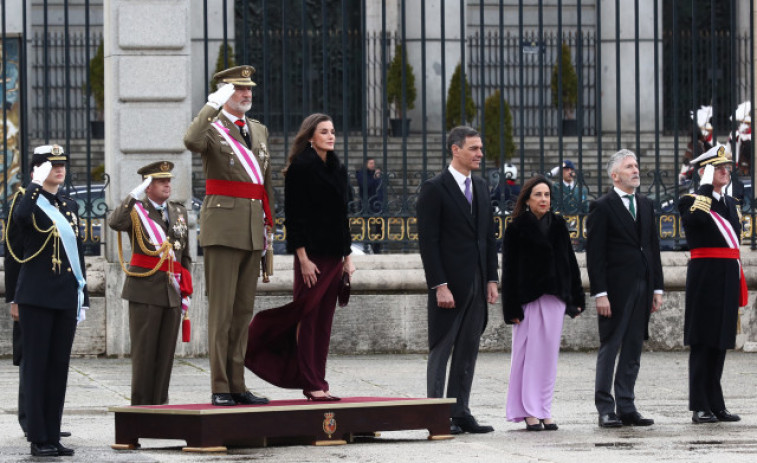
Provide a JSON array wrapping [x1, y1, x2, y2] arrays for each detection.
[[303, 390, 341, 401], [541, 419, 559, 431], [525, 418, 543, 431]]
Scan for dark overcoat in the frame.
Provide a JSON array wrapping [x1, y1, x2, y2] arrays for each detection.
[[417, 169, 498, 347], [284, 147, 352, 257], [10, 184, 89, 310], [678, 184, 742, 350], [501, 211, 585, 323], [585, 191, 663, 342]]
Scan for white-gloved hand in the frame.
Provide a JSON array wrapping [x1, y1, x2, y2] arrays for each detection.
[[31, 161, 52, 185], [129, 176, 152, 199], [206, 83, 236, 109], [700, 164, 715, 186]]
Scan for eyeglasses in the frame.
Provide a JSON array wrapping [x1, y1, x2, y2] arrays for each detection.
[[715, 165, 733, 173]]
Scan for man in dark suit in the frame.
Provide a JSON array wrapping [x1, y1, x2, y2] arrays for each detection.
[[417, 126, 499, 434], [678, 145, 744, 424], [586, 149, 664, 428], [108, 161, 192, 406]]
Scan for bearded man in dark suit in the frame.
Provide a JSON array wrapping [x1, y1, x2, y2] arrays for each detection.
[[586, 149, 664, 428], [417, 126, 499, 435]]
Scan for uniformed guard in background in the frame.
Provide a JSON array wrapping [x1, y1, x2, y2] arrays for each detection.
[[678, 144, 745, 425], [6, 144, 88, 457], [109, 161, 192, 406], [183, 65, 273, 406]]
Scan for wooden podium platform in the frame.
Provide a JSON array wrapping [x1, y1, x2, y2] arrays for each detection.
[[109, 397, 455, 452]]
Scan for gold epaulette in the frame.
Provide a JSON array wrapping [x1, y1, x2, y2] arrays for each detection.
[[690, 194, 712, 213]]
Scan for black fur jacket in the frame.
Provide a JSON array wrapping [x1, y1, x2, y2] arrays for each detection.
[[501, 211, 585, 323]]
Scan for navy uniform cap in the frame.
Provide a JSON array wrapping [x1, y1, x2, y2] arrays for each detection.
[[691, 144, 733, 170], [31, 144, 68, 167]]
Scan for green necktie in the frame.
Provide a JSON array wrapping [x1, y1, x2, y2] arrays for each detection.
[[625, 194, 636, 220]]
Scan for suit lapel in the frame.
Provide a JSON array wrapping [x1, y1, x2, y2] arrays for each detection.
[[218, 112, 248, 147], [607, 192, 639, 243], [441, 169, 475, 229]]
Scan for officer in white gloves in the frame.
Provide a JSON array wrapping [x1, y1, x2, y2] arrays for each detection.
[[183, 65, 274, 407], [678, 144, 745, 425], [6, 144, 88, 457]]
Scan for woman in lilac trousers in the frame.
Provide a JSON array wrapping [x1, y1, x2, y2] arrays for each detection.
[[501, 175, 584, 431]]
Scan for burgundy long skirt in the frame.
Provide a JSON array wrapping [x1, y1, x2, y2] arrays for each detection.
[[245, 254, 343, 391]]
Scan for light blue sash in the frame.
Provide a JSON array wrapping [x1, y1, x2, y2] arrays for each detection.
[[37, 195, 86, 319]]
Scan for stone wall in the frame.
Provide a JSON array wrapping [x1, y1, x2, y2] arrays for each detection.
[[3, 251, 757, 358]]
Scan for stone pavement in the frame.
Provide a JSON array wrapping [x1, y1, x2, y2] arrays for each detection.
[[1, 351, 756, 462]]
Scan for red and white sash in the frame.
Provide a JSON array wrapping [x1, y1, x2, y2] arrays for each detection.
[[710, 210, 740, 249], [133, 202, 190, 313], [211, 120, 264, 185]]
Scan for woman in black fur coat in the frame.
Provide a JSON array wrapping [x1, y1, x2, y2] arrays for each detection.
[[501, 175, 584, 431]]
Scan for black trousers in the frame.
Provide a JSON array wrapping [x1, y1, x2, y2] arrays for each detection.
[[18, 304, 77, 444], [13, 321, 28, 434], [595, 279, 648, 416], [427, 272, 486, 419], [689, 344, 727, 412]]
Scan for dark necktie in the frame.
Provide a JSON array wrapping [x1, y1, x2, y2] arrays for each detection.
[[234, 119, 252, 148], [624, 194, 636, 220], [464, 177, 473, 205]]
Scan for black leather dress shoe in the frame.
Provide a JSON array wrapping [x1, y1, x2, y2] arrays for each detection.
[[620, 411, 654, 426], [450, 422, 463, 435], [451, 416, 494, 433], [211, 393, 236, 406], [232, 391, 270, 405], [598, 413, 623, 428], [692, 411, 718, 424], [59, 431, 71, 438], [714, 409, 741, 422], [54, 442, 75, 456], [30, 443, 58, 457]]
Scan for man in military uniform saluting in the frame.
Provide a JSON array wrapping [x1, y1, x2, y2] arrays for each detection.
[[678, 144, 745, 424], [184, 65, 273, 406], [109, 161, 192, 405]]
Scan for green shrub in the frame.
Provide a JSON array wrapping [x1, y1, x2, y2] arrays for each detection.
[[386, 44, 417, 118], [550, 43, 578, 118], [482, 90, 515, 164], [88, 42, 104, 118], [445, 63, 476, 130]]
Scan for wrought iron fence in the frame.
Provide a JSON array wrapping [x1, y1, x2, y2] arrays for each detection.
[[466, 30, 597, 137], [30, 32, 102, 140]]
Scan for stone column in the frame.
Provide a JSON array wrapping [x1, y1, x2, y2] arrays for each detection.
[[599, 0, 662, 133], [103, 0, 193, 356]]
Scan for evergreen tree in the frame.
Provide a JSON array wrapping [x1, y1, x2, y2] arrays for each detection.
[[445, 63, 476, 130], [386, 44, 417, 118], [550, 43, 578, 119], [482, 90, 516, 165]]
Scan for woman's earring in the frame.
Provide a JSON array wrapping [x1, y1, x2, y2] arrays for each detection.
[[525, 204, 530, 211]]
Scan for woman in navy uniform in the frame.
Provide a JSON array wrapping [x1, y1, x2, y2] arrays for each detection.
[[7, 145, 88, 457]]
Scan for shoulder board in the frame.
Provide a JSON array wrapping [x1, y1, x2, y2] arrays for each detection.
[[250, 118, 260, 123]]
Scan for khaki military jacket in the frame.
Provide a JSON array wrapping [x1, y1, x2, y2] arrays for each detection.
[[183, 104, 274, 251], [109, 196, 191, 308]]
